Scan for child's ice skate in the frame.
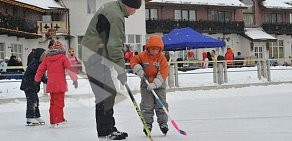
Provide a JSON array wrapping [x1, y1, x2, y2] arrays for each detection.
[[26, 118, 40, 126], [159, 123, 169, 135], [50, 120, 68, 128], [35, 117, 45, 125]]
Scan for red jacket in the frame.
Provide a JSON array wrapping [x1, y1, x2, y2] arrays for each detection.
[[124, 51, 133, 63], [225, 49, 234, 65], [35, 54, 78, 93]]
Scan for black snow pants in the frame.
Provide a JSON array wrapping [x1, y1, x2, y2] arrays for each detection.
[[25, 89, 40, 118], [95, 102, 117, 136]]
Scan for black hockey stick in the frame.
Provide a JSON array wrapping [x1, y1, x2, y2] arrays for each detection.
[[125, 84, 154, 141]]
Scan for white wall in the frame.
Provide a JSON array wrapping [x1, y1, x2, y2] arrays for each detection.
[[0, 35, 49, 66], [63, 0, 147, 52]]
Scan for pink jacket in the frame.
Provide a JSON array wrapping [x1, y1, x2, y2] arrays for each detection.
[[34, 54, 78, 93]]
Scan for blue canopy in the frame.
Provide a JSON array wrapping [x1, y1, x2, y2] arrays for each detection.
[[162, 27, 225, 51]]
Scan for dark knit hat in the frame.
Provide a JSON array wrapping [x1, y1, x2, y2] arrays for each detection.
[[122, 0, 141, 9], [33, 48, 46, 60]]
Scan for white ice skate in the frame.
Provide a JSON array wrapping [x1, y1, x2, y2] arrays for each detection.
[[50, 120, 68, 128], [35, 117, 45, 125], [26, 118, 40, 126]]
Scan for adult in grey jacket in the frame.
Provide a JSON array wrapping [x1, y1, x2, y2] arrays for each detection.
[[81, 0, 141, 140]]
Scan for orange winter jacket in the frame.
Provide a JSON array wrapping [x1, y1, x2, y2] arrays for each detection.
[[130, 51, 168, 83]]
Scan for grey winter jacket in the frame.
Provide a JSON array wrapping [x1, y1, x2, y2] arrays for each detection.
[[81, 0, 129, 74]]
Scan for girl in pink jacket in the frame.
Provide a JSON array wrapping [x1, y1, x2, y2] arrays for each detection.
[[34, 40, 78, 127]]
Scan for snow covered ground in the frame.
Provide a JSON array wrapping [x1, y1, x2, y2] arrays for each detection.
[[0, 66, 292, 141]]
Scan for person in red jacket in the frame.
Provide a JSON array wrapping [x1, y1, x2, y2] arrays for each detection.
[[130, 35, 169, 136], [225, 48, 234, 68], [34, 40, 78, 128], [124, 45, 134, 63]]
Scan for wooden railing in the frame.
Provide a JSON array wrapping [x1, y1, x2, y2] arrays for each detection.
[[146, 20, 245, 34]]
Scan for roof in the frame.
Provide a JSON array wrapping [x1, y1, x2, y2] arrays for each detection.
[[14, 0, 65, 9], [244, 28, 277, 42], [149, 0, 247, 7], [162, 27, 225, 51], [262, 0, 292, 9]]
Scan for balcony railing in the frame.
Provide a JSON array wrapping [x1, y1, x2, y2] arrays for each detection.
[[37, 21, 68, 35], [0, 13, 41, 39], [146, 20, 244, 34], [262, 23, 292, 35]]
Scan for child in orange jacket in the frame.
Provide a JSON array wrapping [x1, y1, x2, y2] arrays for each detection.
[[130, 35, 169, 136]]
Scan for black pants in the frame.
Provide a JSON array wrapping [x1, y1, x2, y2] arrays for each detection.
[[25, 89, 40, 118], [95, 102, 116, 136]]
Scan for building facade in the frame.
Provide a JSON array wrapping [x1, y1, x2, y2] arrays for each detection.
[[0, 0, 68, 65], [146, 0, 292, 64]]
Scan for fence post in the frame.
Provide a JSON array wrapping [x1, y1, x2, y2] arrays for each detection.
[[217, 55, 225, 85], [174, 62, 179, 87], [257, 60, 262, 80], [213, 61, 218, 83], [266, 59, 271, 82], [223, 61, 228, 83], [217, 62, 224, 85], [168, 63, 174, 88], [262, 60, 267, 79]]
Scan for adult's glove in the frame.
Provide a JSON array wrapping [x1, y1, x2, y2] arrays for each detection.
[[117, 73, 127, 85], [133, 64, 144, 78], [147, 78, 163, 91], [73, 81, 78, 88]]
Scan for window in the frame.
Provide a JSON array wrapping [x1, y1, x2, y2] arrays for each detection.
[[264, 13, 283, 23], [10, 44, 23, 61], [175, 10, 181, 20], [125, 34, 142, 52], [0, 43, 5, 59], [174, 10, 196, 21], [209, 10, 232, 22], [254, 46, 263, 59], [241, 0, 254, 26], [145, 9, 158, 20], [269, 40, 284, 59], [189, 10, 196, 21], [244, 13, 254, 26], [87, 0, 96, 14]]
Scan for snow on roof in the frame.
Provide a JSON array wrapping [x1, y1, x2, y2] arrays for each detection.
[[14, 0, 65, 9], [283, 0, 292, 5], [262, 0, 292, 9], [245, 28, 276, 41], [149, 0, 247, 7]]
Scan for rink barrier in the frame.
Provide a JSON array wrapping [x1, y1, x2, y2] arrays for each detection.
[[1, 59, 292, 88]]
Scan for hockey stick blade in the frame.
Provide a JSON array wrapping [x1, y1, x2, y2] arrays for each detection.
[[171, 120, 187, 135]]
